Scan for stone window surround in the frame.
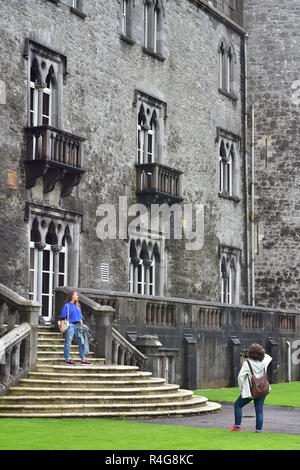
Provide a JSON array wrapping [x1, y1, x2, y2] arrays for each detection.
[[26, 203, 82, 300], [128, 236, 163, 297], [24, 39, 67, 130], [133, 90, 167, 167], [216, 127, 241, 203], [218, 38, 238, 101], [118, 0, 166, 62], [219, 244, 241, 305], [134, 89, 167, 166], [47, 0, 87, 19], [118, 0, 135, 44]]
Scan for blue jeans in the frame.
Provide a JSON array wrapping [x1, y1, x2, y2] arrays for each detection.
[[64, 323, 85, 361], [234, 395, 265, 431]]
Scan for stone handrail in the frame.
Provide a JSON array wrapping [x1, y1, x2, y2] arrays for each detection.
[[112, 327, 147, 370], [78, 287, 300, 331], [0, 283, 40, 394]]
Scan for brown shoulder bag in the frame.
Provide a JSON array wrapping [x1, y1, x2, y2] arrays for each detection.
[[246, 359, 270, 398]]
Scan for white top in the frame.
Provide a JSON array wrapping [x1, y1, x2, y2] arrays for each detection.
[[238, 354, 272, 398]]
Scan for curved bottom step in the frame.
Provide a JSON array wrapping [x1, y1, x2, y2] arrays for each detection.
[[0, 401, 221, 418]]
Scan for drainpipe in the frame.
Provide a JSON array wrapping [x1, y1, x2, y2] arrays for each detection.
[[250, 102, 255, 306], [286, 341, 292, 382], [243, 33, 251, 306]]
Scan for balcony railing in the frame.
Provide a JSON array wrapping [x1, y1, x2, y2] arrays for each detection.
[[24, 126, 85, 197], [136, 162, 183, 204]]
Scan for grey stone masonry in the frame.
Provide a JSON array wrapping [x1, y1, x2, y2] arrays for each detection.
[[244, 0, 300, 309], [0, 0, 247, 305]]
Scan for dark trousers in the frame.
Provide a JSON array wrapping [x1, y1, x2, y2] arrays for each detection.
[[234, 395, 265, 431]]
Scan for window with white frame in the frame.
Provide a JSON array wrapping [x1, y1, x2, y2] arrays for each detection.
[[144, 2, 150, 48], [218, 40, 236, 96], [27, 40, 66, 131], [143, 0, 164, 56], [121, 0, 128, 36], [218, 133, 239, 198], [119, 0, 134, 40], [29, 58, 57, 129], [220, 247, 240, 305], [137, 100, 160, 165], [129, 239, 161, 296], [29, 217, 69, 320], [137, 96, 163, 193], [219, 40, 226, 91]]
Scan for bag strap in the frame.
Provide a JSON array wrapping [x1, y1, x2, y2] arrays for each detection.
[[246, 359, 254, 375], [67, 303, 69, 321], [246, 359, 267, 375]]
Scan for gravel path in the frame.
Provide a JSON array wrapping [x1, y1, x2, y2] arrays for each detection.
[[134, 403, 300, 435]]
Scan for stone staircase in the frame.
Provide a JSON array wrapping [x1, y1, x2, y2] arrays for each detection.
[[0, 327, 221, 418]]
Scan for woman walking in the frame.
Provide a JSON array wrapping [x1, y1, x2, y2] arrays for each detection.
[[229, 343, 272, 433], [59, 290, 91, 366]]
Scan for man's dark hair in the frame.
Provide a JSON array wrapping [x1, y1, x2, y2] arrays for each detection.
[[247, 343, 265, 361]]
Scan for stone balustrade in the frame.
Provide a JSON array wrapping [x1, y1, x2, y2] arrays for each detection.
[[112, 327, 147, 370], [0, 284, 40, 394]]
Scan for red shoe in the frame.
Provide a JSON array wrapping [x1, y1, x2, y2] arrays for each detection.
[[65, 359, 76, 366], [228, 425, 242, 432], [80, 359, 92, 365]]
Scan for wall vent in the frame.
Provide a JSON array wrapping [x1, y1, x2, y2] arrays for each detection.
[[101, 263, 109, 282]]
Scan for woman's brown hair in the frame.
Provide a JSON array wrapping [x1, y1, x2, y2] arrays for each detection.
[[247, 343, 265, 361], [65, 290, 79, 308]]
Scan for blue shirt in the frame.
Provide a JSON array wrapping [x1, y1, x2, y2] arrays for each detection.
[[60, 302, 83, 323]]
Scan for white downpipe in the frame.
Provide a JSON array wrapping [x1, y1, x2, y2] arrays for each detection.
[[251, 104, 255, 306], [243, 34, 251, 306], [286, 341, 292, 382]]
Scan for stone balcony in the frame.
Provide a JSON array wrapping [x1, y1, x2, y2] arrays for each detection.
[[24, 125, 86, 197], [135, 162, 183, 205]]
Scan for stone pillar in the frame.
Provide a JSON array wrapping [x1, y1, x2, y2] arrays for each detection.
[[21, 303, 40, 371], [112, 340, 119, 365], [10, 344, 20, 376], [135, 335, 162, 376], [0, 301, 4, 337], [267, 337, 278, 384], [95, 309, 114, 363], [229, 336, 241, 387], [0, 349, 11, 382], [51, 244, 62, 291], [35, 242, 46, 316], [7, 306, 17, 332], [183, 334, 197, 390]]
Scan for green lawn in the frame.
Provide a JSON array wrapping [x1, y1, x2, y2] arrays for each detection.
[[194, 381, 300, 408], [0, 418, 299, 450]]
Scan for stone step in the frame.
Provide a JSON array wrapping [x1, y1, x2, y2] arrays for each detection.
[[38, 331, 62, 336], [37, 345, 81, 351], [0, 390, 194, 405], [37, 351, 95, 358], [38, 339, 68, 345], [23, 377, 163, 388], [0, 401, 221, 418], [27, 371, 154, 382], [37, 358, 105, 366], [0, 327, 222, 419], [0, 396, 211, 414], [9, 384, 180, 396], [36, 365, 138, 374]]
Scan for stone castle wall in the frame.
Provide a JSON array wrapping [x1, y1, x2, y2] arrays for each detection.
[[0, 0, 247, 304]]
